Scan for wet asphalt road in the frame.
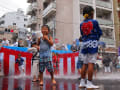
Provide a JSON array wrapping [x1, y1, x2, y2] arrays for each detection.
[[0, 76, 120, 90]]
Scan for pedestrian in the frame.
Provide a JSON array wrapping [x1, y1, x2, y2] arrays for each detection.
[[71, 41, 78, 52], [26, 35, 32, 48], [102, 57, 111, 73], [15, 54, 25, 76], [77, 37, 84, 80], [79, 6, 102, 89], [61, 44, 68, 51], [37, 25, 56, 86], [1, 38, 9, 46], [94, 62, 98, 78], [28, 42, 40, 82], [18, 39, 24, 47], [52, 53, 59, 74]]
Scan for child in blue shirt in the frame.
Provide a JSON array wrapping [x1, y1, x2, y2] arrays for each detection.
[[79, 6, 102, 89], [16, 54, 25, 76]]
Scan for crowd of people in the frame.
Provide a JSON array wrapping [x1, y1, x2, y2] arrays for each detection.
[[0, 5, 120, 89]]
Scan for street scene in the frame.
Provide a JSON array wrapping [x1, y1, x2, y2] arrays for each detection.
[[0, 0, 120, 90]]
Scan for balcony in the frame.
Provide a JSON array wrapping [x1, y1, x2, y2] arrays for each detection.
[[27, 5, 32, 15], [79, 0, 93, 4], [27, 17, 37, 26], [96, 18, 113, 27], [31, 2, 37, 10], [31, 17, 37, 24], [96, 0, 112, 9], [100, 38, 115, 45], [46, 20, 55, 30], [27, 3, 37, 15], [43, 2, 56, 18]]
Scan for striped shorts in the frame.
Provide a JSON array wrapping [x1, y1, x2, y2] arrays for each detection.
[[39, 57, 53, 73]]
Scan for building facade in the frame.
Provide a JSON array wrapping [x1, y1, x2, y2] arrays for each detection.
[[27, 0, 43, 31], [0, 9, 28, 30], [27, 0, 116, 51]]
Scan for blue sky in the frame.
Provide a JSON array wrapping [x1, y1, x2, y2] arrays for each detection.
[[0, 0, 29, 16]]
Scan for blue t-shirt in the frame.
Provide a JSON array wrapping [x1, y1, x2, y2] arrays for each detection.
[[16, 58, 24, 66], [80, 19, 102, 54]]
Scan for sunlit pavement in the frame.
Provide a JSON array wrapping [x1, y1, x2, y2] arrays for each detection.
[[1, 73, 120, 90]]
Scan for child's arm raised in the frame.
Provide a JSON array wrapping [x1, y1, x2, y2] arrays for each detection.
[[43, 35, 53, 46]]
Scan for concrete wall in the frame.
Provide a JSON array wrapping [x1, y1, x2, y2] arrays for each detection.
[[73, 0, 80, 41], [113, 0, 120, 48], [56, 0, 74, 44]]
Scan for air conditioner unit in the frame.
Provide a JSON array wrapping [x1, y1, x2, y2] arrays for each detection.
[[117, 7, 120, 11]]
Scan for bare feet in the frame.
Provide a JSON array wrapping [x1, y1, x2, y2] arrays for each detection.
[[39, 81, 43, 86], [32, 79, 37, 82], [38, 78, 40, 81], [52, 79, 56, 85]]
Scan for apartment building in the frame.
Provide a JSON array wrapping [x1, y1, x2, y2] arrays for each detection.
[[0, 9, 28, 30], [27, 0, 116, 53], [27, 0, 43, 31]]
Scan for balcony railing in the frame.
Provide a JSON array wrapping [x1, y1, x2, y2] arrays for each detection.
[[43, 2, 56, 17], [32, 2, 37, 10], [31, 17, 37, 24], [96, 0, 112, 9], [27, 2, 37, 15], [100, 38, 115, 45], [28, 17, 37, 26], [27, 5, 32, 15], [46, 20, 56, 30], [79, 0, 93, 4], [97, 18, 113, 27]]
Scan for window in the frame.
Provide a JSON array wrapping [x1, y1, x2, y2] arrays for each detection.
[[5, 28, 7, 32], [102, 28, 113, 39], [16, 17, 20, 20], [24, 24, 26, 27], [8, 29, 10, 32], [13, 23, 16, 25], [24, 18, 27, 21]]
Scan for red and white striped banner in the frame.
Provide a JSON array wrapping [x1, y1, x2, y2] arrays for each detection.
[[0, 47, 32, 76], [46, 53, 79, 76], [0, 47, 80, 76]]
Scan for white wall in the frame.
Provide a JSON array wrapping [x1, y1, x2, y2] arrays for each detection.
[[0, 10, 28, 30]]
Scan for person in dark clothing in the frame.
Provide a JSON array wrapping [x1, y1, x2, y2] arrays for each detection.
[[71, 41, 78, 52], [102, 57, 111, 73], [18, 39, 24, 47]]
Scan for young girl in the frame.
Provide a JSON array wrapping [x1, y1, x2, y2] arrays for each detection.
[[79, 6, 102, 89], [37, 25, 56, 86]]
